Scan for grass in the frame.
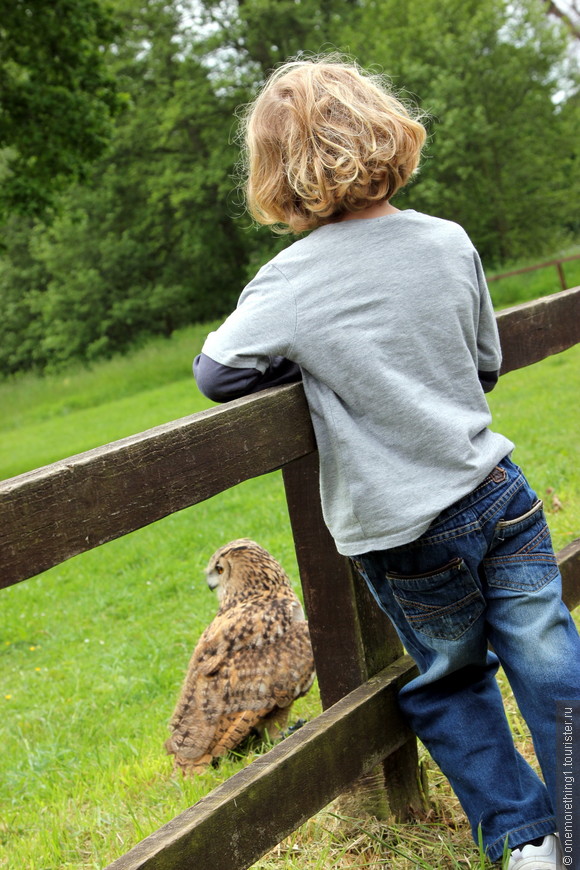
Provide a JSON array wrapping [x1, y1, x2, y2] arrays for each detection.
[[0, 321, 222, 480], [486, 243, 580, 310], [1, 305, 579, 868]]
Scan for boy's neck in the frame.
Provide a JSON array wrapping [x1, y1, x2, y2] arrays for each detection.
[[341, 200, 400, 222]]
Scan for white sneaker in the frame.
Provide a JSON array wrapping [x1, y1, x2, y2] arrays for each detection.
[[508, 834, 562, 870]]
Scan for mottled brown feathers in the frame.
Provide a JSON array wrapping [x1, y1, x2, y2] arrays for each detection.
[[165, 540, 315, 775]]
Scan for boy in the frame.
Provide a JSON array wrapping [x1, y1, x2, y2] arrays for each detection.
[[194, 57, 580, 868]]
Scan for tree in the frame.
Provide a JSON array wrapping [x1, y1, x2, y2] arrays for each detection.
[[0, 215, 50, 373], [546, 1, 580, 39], [343, 0, 579, 263], [0, 0, 121, 219], [0, 0, 250, 371], [196, 0, 358, 76], [1, 0, 578, 375]]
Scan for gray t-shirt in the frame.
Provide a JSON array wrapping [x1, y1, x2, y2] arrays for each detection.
[[201, 209, 513, 556]]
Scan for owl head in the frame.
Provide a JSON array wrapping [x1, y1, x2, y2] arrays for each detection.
[[205, 539, 292, 602]]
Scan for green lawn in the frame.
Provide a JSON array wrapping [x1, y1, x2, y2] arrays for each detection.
[[486, 244, 580, 310], [1, 319, 579, 869]]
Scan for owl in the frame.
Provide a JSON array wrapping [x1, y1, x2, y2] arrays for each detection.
[[165, 539, 316, 775]]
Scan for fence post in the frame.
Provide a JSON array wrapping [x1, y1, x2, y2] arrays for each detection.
[[282, 451, 427, 821]]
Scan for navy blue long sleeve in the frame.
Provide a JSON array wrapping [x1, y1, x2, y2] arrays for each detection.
[[194, 352, 302, 403]]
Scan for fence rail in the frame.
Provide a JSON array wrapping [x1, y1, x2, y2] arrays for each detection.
[[2, 286, 578, 592], [108, 657, 417, 870], [1, 285, 580, 870], [487, 253, 580, 292]]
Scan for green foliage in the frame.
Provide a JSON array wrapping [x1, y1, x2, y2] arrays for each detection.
[[0, 0, 578, 375], [198, 0, 356, 73], [0, 1, 250, 372], [0, 322, 218, 478], [0, 0, 122, 219], [0, 215, 50, 372], [344, 0, 580, 263], [30, 57, 245, 366]]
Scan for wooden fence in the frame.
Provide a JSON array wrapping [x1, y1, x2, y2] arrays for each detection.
[[487, 253, 580, 292], [1, 286, 580, 870]]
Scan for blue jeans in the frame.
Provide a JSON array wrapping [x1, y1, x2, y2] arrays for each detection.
[[352, 455, 580, 861]]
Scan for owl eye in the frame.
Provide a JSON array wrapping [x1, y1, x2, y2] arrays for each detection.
[[216, 564, 224, 575]]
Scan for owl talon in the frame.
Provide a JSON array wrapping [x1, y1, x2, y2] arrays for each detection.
[[280, 718, 307, 738]]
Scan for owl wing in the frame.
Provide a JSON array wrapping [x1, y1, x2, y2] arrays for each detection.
[[192, 595, 297, 676], [165, 615, 273, 768], [277, 619, 316, 702], [201, 707, 272, 760], [165, 661, 271, 768], [225, 620, 315, 712]]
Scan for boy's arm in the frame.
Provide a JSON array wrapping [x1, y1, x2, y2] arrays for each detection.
[[194, 353, 302, 403], [193, 262, 299, 403], [477, 369, 499, 393], [473, 251, 501, 393]]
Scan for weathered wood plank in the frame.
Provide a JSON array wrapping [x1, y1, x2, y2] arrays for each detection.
[[282, 452, 426, 820], [105, 656, 417, 870], [560, 537, 580, 613], [0, 385, 315, 589], [283, 453, 400, 708], [496, 286, 580, 375]]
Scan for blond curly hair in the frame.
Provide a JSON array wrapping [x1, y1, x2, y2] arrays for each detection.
[[240, 57, 427, 234]]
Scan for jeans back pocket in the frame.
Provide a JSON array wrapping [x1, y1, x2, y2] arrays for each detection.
[[387, 558, 486, 641], [487, 499, 558, 592]]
